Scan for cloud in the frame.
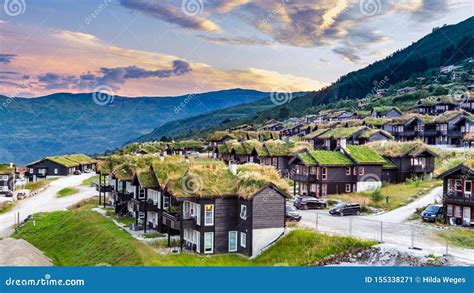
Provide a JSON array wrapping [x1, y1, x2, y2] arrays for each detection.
[[197, 35, 273, 46], [120, 0, 221, 32], [0, 54, 17, 64], [38, 60, 192, 91]]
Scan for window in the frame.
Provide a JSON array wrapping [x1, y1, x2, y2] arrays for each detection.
[[322, 184, 327, 196], [353, 167, 357, 175], [359, 167, 365, 175], [29, 168, 33, 173], [204, 204, 214, 226], [204, 232, 214, 254], [163, 196, 170, 209], [138, 188, 145, 199], [240, 232, 246, 248], [240, 204, 247, 220], [228, 231, 237, 252], [54, 168, 58, 175], [455, 180, 463, 192], [196, 204, 201, 225], [310, 184, 316, 192], [346, 167, 351, 175], [446, 204, 453, 217], [345, 184, 351, 192], [454, 205, 461, 217], [322, 167, 327, 180]]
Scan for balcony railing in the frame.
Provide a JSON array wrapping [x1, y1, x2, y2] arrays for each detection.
[[410, 164, 434, 172], [444, 192, 474, 206], [291, 174, 318, 182], [113, 190, 133, 202], [162, 211, 196, 230], [131, 198, 159, 212]]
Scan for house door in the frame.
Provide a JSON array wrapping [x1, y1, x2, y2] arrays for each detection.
[[463, 207, 471, 224]]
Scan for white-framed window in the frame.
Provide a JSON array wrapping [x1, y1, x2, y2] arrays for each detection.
[[465, 181, 472, 195], [240, 232, 246, 248], [54, 168, 58, 175], [454, 205, 462, 217], [204, 232, 214, 254], [240, 204, 247, 220], [455, 180, 463, 192], [346, 167, 351, 175], [321, 167, 327, 180], [359, 167, 365, 175], [204, 204, 214, 226], [29, 168, 33, 173], [196, 204, 201, 225], [322, 184, 327, 196], [163, 196, 170, 209], [446, 204, 453, 217], [228, 231, 238, 252], [310, 184, 316, 192], [353, 167, 357, 175], [345, 184, 351, 192]]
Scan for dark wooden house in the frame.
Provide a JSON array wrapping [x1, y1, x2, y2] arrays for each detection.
[[0, 163, 15, 196], [26, 154, 97, 181]]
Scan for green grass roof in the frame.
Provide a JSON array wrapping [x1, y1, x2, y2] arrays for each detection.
[[303, 128, 329, 139], [372, 106, 401, 115], [344, 145, 387, 164], [208, 131, 232, 141], [434, 110, 464, 123], [136, 168, 160, 188], [318, 126, 367, 139], [358, 129, 393, 139], [0, 163, 15, 174], [297, 152, 318, 165], [46, 154, 96, 167], [367, 140, 434, 157], [309, 150, 353, 166], [363, 117, 390, 126]]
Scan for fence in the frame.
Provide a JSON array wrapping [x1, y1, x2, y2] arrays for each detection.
[[307, 212, 474, 264]]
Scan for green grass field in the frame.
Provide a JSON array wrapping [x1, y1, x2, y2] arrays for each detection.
[[24, 177, 58, 192], [15, 200, 374, 266], [438, 229, 474, 249], [81, 175, 99, 186], [56, 187, 79, 197], [0, 201, 16, 215], [330, 180, 442, 211]]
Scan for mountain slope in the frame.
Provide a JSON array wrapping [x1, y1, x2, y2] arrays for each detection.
[[239, 17, 474, 122], [0, 89, 269, 164]]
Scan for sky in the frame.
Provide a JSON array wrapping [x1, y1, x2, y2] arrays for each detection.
[[0, 0, 472, 97]]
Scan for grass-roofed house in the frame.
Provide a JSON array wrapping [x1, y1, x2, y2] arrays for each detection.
[[0, 163, 16, 197], [101, 156, 291, 256], [370, 106, 402, 118], [357, 129, 393, 145], [368, 141, 437, 183], [289, 149, 355, 197], [437, 161, 474, 226], [316, 126, 369, 150], [26, 154, 97, 181]]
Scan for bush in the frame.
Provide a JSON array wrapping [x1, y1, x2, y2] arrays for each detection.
[[369, 189, 383, 202]]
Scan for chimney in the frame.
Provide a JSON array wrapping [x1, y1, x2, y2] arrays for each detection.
[[9, 162, 13, 168], [228, 160, 237, 176], [339, 138, 347, 149]]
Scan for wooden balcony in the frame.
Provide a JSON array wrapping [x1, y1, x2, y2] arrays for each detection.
[[99, 185, 112, 192], [162, 211, 196, 230], [444, 192, 474, 207], [112, 190, 133, 202], [291, 173, 318, 182], [410, 164, 434, 173], [131, 198, 159, 212]]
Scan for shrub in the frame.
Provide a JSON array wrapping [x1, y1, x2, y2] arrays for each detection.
[[369, 189, 383, 202]]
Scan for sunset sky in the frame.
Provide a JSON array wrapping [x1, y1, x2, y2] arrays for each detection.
[[0, 0, 472, 97]]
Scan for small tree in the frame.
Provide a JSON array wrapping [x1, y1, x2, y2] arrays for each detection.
[[370, 188, 383, 202]]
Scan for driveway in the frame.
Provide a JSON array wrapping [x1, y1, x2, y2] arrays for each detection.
[[363, 186, 443, 223], [298, 186, 474, 264], [0, 173, 97, 238]]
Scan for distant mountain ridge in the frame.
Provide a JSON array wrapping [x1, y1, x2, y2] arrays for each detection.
[[0, 89, 271, 164]]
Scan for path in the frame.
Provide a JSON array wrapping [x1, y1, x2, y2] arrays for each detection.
[[0, 173, 96, 238]]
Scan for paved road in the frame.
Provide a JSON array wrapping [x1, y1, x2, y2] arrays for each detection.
[[363, 186, 443, 223], [299, 186, 474, 264], [0, 173, 96, 237]]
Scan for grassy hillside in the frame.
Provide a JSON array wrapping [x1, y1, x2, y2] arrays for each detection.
[[0, 89, 270, 164], [15, 200, 374, 266], [222, 17, 474, 124]]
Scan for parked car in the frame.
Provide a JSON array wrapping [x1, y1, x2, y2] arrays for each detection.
[[420, 204, 443, 222], [186, 151, 200, 157], [73, 170, 82, 175], [286, 205, 302, 221], [294, 196, 327, 210], [329, 202, 361, 216]]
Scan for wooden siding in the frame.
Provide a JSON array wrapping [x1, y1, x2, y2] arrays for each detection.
[[252, 186, 286, 230]]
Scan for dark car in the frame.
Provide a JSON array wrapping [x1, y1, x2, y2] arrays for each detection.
[[286, 205, 302, 221], [329, 202, 361, 216], [294, 196, 327, 210], [73, 170, 82, 175], [420, 204, 443, 222]]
